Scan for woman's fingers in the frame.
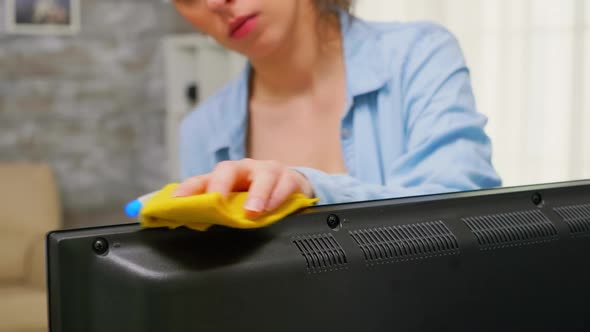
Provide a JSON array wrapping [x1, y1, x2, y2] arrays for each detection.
[[172, 159, 315, 215], [206, 161, 240, 198], [266, 171, 301, 212], [173, 174, 209, 197], [244, 161, 281, 214]]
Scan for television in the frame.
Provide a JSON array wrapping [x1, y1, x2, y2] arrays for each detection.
[[47, 180, 590, 331]]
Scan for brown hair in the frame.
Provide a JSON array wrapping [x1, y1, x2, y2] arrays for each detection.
[[315, 0, 352, 14]]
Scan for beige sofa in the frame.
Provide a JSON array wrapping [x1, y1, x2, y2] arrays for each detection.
[[0, 163, 62, 332]]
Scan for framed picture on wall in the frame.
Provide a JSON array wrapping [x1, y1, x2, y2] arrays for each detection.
[[5, 0, 80, 35]]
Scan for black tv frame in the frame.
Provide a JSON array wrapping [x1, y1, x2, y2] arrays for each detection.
[[47, 180, 590, 331]]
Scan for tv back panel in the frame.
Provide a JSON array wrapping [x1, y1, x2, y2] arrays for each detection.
[[48, 180, 590, 331]]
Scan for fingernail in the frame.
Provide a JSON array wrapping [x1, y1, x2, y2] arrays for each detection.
[[244, 197, 265, 212]]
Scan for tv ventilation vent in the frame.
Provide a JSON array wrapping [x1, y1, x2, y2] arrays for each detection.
[[462, 210, 557, 249], [293, 234, 347, 273], [554, 203, 590, 235], [349, 221, 459, 264]]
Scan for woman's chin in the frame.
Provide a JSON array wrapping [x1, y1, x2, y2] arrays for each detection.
[[242, 47, 276, 62], [226, 32, 284, 62]]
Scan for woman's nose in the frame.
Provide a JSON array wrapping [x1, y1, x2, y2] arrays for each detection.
[[206, 0, 232, 12]]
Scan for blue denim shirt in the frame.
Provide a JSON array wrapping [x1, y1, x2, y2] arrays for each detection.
[[179, 12, 502, 205]]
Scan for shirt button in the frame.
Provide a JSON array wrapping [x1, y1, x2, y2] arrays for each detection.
[[341, 128, 352, 140]]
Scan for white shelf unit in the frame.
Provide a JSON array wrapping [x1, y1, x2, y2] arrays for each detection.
[[164, 35, 246, 180]]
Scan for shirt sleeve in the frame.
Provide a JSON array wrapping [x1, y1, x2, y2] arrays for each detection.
[[293, 25, 502, 205]]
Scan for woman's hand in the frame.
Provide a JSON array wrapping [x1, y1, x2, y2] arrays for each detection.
[[173, 159, 314, 216]]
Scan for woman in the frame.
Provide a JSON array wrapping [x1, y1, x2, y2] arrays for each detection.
[[172, 0, 501, 216]]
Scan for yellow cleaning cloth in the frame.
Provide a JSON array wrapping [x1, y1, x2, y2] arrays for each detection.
[[140, 184, 318, 231]]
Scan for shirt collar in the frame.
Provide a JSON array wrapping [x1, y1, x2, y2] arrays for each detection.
[[340, 11, 393, 99], [206, 65, 250, 155], [208, 11, 392, 156]]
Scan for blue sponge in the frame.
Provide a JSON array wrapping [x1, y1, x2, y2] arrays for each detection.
[[124, 199, 143, 218]]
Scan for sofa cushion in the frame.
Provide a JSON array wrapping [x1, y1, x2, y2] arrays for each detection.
[[0, 286, 47, 331], [0, 229, 29, 282], [25, 232, 47, 290], [0, 163, 61, 233]]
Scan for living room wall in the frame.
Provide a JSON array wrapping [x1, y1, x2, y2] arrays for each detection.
[[0, 0, 194, 227]]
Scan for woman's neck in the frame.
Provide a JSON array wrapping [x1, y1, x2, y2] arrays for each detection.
[[249, 11, 344, 101]]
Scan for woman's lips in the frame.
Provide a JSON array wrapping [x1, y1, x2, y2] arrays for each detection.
[[229, 14, 258, 40]]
